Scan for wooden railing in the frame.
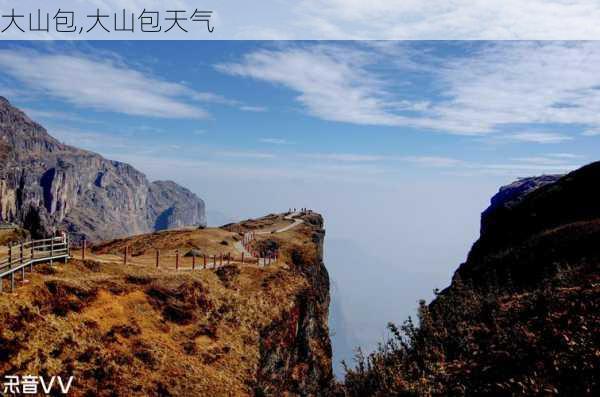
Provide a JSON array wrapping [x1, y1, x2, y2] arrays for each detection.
[[0, 236, 69, 293]]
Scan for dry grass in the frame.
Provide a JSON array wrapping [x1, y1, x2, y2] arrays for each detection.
[[0, 213, 324, 396]]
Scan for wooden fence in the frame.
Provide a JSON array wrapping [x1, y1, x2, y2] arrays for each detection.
[[0, 235, 69, 293], [0, 230, 282, 293]]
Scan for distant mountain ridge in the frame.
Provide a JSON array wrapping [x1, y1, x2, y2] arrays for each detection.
[[0, 96, 206, 242]]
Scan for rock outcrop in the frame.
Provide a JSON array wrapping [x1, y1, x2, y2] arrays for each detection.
[[343, 163, 599, 396], [0, 97, 205, 242], [480, 174, 562, 236], [256, 213, 332, 395]]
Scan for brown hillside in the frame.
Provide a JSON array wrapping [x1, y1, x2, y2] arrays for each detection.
[[0, 212, 333, 396]]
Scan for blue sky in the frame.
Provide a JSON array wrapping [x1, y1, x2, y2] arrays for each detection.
[[0, 41, 593, 179], [1, 40, 599, 374]]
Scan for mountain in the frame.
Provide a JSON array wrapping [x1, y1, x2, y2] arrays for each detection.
[[0, 97, 205, 242], [343, 164, 600, 396]]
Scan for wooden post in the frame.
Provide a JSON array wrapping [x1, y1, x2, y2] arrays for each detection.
[[203, 254, 207, 269], [124, 245, 128, 266], [241, 252, 244, 264], [65, 234, 70, 263], [156, 249, 160, 268], [20, 242, 24, 280], [192, 254, 196, 270], [10, 272, 14, 292], [175, 249, 180, 270], [213, 255, 216, 269], [30, 241, 34, 271], [50, 238, 54, 266], [219, 253, 223, 267], [82, 237, 86, 261]]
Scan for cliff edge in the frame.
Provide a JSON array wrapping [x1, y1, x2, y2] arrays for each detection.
[[0, 212, 333, 396], [343, 164, 599, 396]]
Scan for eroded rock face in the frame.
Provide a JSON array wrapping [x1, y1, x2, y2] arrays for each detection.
[[0, 97, 206, 242], [480, 174, 562, 237], [419, 163, 600, 395], [257, 215, 333, 396]]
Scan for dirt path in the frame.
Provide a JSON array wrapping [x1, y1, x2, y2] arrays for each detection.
[[233, 212, 305, 265]]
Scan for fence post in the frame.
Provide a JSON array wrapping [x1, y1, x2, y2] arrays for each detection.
[[82, 237, 86, 261], [203, 254, 207, 269], [241, 252, 244, 264], [192, 255, 196, 270], [156, 249, 160, 268], [213, 255, 216, 269], [10, 272, 14, 292], [123, 246, 128, 266], [176, 249, 179, 271], [50, 238, 54, 266], [20, 242, 24, 280], [30, 241, 34, 271], [219, 253, 223, 267]]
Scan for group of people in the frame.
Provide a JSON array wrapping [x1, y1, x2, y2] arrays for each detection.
[[288, 207, 312, 214]]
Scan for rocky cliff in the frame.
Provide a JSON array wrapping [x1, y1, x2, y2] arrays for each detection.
[[0, 97, 206, 242], [255, 213, 332, 395], [343, 164, 599, 396]]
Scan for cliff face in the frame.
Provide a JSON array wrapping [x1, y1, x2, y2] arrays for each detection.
[[0, 97, 206, 242], [426, 164, 600, 395], [343, 164, 599, 396], [458, 163, 600, 289], [479, 174, 562, 236], [257, 214, 332, 395], [0, 212, 333, 396]]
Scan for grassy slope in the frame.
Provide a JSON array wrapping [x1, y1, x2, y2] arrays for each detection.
[[0, 213, 329, 396]]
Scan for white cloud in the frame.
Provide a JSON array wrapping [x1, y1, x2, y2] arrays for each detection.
[[216, 45, 412, 127], [0, 49, 213, 119], [482, 163, 577, 172], [216, 42, 600, 138], [511, 156, 570, 165], [21, 108, 101, 124], [216, 150, 276, 159], [303, 153, 387, 162], [259, 138, 294, 145], [241, 105, 268, 112], [292, 0, 600, 39], [507, 132, 573, 144], [546, 153, 584, 159], [432, 42, 600, 134], [582, 128, 600, 136], [400, 156, 466, 168]]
